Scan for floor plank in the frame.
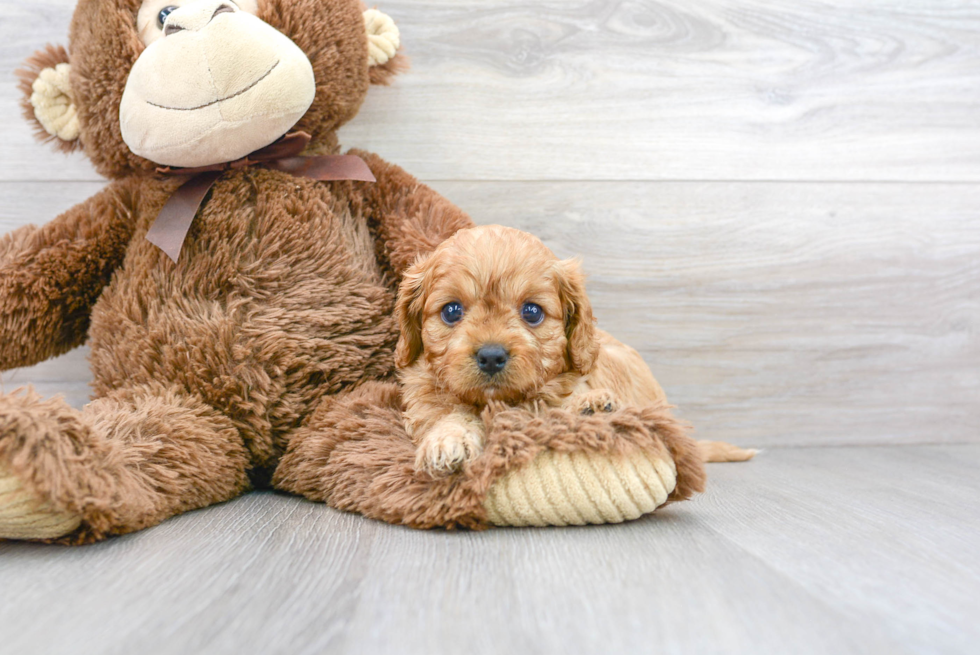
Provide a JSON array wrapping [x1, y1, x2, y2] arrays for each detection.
[[2, 1, 980, 181], [4, 181, 977, 447], [699, 446, 980, 655], [1, 445, 976, 655]]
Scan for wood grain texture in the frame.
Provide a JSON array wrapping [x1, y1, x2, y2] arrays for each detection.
[[0, 445, 976, 655], [700, 445, 980, 655], [5, 181, 976, 447], [2, 0, 980, 181]]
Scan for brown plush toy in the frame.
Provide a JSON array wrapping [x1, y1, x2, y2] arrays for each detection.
[[0, 0, 706, 544]]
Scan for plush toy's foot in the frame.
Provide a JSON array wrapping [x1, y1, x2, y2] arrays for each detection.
[[0, 385, 250, 544], [274, 381, 705, 529], [0, 463, 81, 540], [0, 388, 94, 542], [484, 449, 675, 527]]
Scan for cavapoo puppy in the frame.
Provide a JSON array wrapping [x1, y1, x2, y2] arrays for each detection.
[[396, 225, 755, 475]]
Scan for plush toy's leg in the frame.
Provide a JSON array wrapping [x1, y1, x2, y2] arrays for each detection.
[[0, 385, 250, 544], [272, 383, 491, 529], [273, 382, 708, 530]]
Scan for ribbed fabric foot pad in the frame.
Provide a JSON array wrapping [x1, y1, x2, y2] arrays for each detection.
[[0, 464, 81, 540], [484, 449, 676, 526]]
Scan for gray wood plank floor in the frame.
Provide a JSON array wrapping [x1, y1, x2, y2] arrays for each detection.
[[1, 446, 977, 655]]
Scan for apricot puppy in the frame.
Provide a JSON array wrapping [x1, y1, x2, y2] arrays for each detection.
[[396, 225, 754, 475]]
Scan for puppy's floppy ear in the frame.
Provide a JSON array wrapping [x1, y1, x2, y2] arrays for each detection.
[[395, 254, 432, 369], [16, 44, 82, 153], [556, 258, 600, 375], [364, 8, 409, 85]]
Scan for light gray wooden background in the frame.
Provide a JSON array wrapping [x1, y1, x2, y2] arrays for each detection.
[[1, 2, 978, 654]]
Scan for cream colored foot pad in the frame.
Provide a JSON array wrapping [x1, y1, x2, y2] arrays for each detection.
[[484, 449, 677, 527], [0, 464, 81, 540]]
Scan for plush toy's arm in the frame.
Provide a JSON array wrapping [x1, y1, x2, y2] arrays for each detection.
[[350, 149, 474, 276], [0, 181, 137, 371]]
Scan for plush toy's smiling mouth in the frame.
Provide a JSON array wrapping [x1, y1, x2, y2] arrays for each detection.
[[147, 60, 280, 111]]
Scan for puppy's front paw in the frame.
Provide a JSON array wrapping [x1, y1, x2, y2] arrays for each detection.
[[569, 389, 620, 415], [415, 419, 484, 475]]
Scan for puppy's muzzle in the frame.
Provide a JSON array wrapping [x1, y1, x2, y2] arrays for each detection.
[[476, 344, 509, 376]]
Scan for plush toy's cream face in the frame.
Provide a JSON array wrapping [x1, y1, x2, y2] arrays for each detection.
[[19, 0, 404, 178], [120, 0, 316, 168]]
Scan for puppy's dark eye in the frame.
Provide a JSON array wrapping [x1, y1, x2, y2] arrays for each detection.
[[158, 5, 178, 27], [521, 302, 544, 326], [441, 302, 464, 326]]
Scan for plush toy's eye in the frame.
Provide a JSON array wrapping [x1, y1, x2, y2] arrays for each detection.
[[521, 302, 544, 326], [441, 302, 464, 326], [158, 6, 178, 28]]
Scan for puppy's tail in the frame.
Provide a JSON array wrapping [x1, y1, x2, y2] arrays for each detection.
[[697, 440, 758, 463]]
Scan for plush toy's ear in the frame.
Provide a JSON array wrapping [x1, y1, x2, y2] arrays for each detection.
[[364, 8, 408, 85], [16, 45, 81, 153], [556, 258, 600, 375], [394, 254, 433, 369]]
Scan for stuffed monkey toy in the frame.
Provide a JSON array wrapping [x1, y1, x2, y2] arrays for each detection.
[[0, 0, 705, 543]]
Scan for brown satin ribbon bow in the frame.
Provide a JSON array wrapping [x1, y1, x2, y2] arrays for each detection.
[[146, 131, 377, 263]]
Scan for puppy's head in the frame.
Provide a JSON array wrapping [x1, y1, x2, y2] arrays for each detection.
[[396, 225, 599, 405]]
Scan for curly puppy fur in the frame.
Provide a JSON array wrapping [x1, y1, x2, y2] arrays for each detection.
[[396, 226, 754, 474]]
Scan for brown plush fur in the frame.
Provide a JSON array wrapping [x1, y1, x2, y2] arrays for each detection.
[[0, 386, 250, 544], [0, 179, 146, 368], [2, 0, 706, 542], [0, 0, 472, 543], [272, 381, 705, 529], [0, 153, 469, 543]]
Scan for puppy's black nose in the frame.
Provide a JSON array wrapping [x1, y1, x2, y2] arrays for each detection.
[[476, 344, 509, 375]]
